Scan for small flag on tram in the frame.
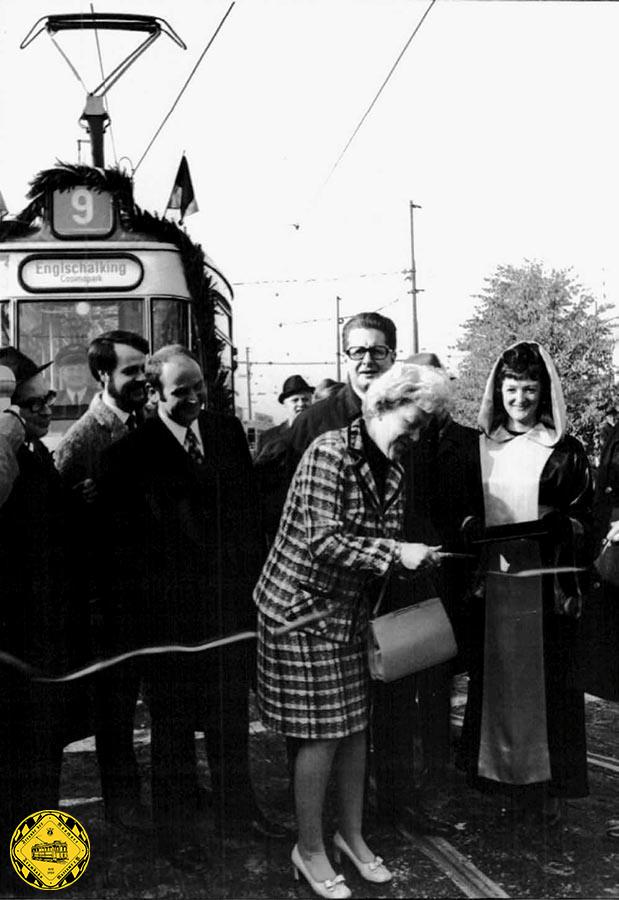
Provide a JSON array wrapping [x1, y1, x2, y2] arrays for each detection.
[[165, 155, 199, 223]]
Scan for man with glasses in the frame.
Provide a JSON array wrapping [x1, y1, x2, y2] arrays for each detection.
[[287, 311, 396, 464], [0, 347, 69, 866], [282, 312, 455, 838], [55, 330, 150, 833]]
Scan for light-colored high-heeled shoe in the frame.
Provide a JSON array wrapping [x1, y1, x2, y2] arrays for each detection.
[[333, 831, 393, 884], [291, 844, 351, 899]]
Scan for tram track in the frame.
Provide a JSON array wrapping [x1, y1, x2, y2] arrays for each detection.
[[60, 715, 619, 898], [401, 827, 510, 899]]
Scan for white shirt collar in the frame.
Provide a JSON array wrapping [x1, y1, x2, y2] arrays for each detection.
[[157, 406, 203, 451], [102, 392, 131, 424]]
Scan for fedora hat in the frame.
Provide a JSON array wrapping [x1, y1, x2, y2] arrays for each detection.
[[0, 346, 52, 387], [404, 351, 444, 369], [404, 351, 455, 380], [278, 374, 314, 404]]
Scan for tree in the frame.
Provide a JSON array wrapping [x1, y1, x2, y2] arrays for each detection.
[[452, 260, 615, 457]]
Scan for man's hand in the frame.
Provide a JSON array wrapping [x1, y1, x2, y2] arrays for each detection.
[[606, 520, 619, 544], [74, 477, 98, 504]]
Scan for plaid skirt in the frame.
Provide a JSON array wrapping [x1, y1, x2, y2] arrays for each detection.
[[256, 612, 369, 739]]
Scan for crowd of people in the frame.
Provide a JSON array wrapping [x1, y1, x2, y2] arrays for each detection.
[[0, 311, 618, 897]]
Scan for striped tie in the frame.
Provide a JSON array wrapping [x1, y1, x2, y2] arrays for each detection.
[[184, 427, 204, 464]]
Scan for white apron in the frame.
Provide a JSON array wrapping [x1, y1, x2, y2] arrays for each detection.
[[479, 428, 554, 784]]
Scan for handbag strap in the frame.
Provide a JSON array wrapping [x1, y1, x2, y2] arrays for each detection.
[[372, 575, 392, 618], [372, 566, 441, 618]]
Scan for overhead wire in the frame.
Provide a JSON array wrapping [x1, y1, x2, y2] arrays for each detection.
[[314, 0, 438, 197], [133, 1, 235, 175], [233, 269, 408, 287]]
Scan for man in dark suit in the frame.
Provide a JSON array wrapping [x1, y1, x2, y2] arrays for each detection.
[[55, 330, 150, 832], [101, 345, 285, 859], [404, 352, 482, 785], [255, 373, 314, 457], [254, 374, 313, 540], [0, 348, 69, 874]]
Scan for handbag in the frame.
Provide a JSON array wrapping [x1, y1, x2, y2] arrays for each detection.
[[367, 578, 457, 683]]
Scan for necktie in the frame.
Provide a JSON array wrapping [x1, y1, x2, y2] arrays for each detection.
[[184, 427, 204, 464], [126, 413, 137, 432]]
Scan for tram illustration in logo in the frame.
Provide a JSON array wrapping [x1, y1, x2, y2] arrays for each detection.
[[31, 841, 69, 863], [10, 810, 90, 891]]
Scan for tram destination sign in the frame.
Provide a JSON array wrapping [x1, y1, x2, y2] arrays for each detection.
[[19, 253, 144, 293]]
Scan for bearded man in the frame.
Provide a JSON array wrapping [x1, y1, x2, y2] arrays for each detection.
[[55, 329, 150, 832]]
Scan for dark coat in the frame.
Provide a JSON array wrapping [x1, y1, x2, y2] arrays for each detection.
[[100, 411, 264, 649], [288, 381, 362, 469], [255, 421, 290, 458], [254, 383, 362, 541], [0, 441, 69, 673], [254, 421, 292, 541], [580, 422, 619, 701]]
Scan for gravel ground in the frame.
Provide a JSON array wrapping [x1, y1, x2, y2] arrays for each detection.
[[1, 691, 617, 899]]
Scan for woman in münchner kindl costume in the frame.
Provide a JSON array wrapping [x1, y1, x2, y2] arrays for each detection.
[[458, 341, 592, 824]]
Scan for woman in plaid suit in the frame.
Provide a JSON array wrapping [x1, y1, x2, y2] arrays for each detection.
[[254, 362, 450, 899]]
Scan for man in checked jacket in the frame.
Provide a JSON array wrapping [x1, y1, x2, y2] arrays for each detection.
[[279, 311, 456, 837]]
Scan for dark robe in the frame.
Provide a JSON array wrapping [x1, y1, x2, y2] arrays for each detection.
[[0, 441, 70, 851], [458, 435, 592, 798], [580, 422, 619, 701]]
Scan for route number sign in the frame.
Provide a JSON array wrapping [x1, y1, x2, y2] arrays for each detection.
[[52, 188, 114, 237]]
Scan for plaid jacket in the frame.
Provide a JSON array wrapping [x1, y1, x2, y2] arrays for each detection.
[[254, 418, 404, 644]]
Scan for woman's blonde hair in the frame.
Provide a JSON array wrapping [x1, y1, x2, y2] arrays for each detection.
[[363, 362, 451, 418]]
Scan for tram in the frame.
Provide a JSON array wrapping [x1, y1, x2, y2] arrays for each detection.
[[31, 840, 68, 863], [0, 13, 235, 445]]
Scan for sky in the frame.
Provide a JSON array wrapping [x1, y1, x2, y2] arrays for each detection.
[[1, 0, 618, 423]]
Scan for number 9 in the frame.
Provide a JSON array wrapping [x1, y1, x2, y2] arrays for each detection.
[[71, 188, 94, 225]]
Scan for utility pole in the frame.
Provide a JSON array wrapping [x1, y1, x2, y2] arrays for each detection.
[[336, 295, 343, 381], [245, 346, 253, 420], [409, 201, 422, 354]]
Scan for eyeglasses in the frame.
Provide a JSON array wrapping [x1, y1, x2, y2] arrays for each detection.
[[20, 390, 57, 413], [345, 345, 392, 361]]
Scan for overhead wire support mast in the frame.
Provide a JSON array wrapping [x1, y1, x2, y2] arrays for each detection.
[[409, 201, 422, 354]]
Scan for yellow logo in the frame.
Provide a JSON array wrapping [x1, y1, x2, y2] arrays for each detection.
[[10, 810, 90, 891]]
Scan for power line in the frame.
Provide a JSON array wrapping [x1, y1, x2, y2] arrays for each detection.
[[318, 0, 438, 192], [233, 269, 408, 287], [133, 2, 235, 175]]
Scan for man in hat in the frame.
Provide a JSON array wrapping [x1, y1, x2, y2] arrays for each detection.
[[0, 347, 69, 865], [54, 343, 97, 417], [54, 330, 150, 832], [255, 374, 314, 456], [254, 374, 313, 542]]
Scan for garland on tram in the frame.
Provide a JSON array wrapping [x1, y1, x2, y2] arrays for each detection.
[[0, 162, 232, 412]]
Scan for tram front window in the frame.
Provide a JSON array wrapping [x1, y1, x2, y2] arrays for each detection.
[[17, 298, 144, 420], [151, 297, 187, 349]]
